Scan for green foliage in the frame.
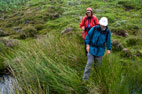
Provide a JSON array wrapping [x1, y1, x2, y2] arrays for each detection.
[[120, 48, 133, 58], [19, 25, 38, 39], [118, 0, 142, 10], [0, 41, 5, 71], [0, 62, 4, 72], [126, 37, 142, 46], [2, 32, 142, 93], [3, 35, 87, 94], [0, 0, 142, 94], [35, 24, 45, 31], [0, 41, 7, 52], [0, 0, 29, 12]]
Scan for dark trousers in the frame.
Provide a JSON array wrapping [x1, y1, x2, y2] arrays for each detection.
[[84, 41, 88, 56]]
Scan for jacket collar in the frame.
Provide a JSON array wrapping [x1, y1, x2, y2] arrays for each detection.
[[98, 25, 108, 32]]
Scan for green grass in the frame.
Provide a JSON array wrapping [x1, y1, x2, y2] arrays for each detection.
[[0, 0, 29, 11], [2, 34, 86, 94], [2, 32, 142, 94], [0, 0, 142, 94]]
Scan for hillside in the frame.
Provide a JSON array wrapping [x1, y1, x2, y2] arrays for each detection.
[[0, 0, 142, 94]]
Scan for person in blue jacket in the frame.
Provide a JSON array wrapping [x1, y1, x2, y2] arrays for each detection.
[[83, 17, 111, 80]]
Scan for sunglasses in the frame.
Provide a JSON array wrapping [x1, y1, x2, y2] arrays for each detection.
[[86, 11, 91, 13]]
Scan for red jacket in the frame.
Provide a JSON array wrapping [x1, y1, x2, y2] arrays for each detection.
[[80, 8, 99, 39]]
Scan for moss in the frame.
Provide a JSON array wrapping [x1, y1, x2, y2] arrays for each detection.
[[126, 37, 142, 46], [46, 17, 73, 32], [135, 50, 142, 57], [5, 23, 13, 27], [126, 24, 140, 34], [39, 29, 48, 34], [19, 25, 38, 39], [7, 15, 23, 25], [0, 29, 9, 37], [81, 1, 92, 5], [35, 24, 45, 31], [103, 13, 115, 23], [111, 40, 123, 52], [0, 61, 4, 72], [118, 1, 141, 11], [0, 41, 6, 52], [120, 48, 133, 58], [111, 28, 128, 37]]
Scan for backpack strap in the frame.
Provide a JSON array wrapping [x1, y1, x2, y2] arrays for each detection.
[[92, 16, 96, 25], [84, 16, 96, 32], [84, 17, 87, 24], [84, 16, 96, 25], [105, 29, 109, 42], [90, 26, 97, 44]]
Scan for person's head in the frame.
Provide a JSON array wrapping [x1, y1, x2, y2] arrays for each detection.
[[99, 17, 108, 30], [86, 8, 93, 17]]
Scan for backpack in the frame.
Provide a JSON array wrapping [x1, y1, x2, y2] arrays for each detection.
[[90, 26, 109, 45], [84, 16, 96, 28], [82, 16, 97, 39]]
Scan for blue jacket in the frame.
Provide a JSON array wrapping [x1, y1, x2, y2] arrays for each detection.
[[85, 25, 111, 56]]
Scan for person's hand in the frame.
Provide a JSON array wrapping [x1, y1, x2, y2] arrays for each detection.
[[86, 45, 90, 53], [106, 50, 111, 55], [82, 26, 85, 31]]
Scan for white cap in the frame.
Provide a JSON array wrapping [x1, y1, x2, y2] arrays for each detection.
[[99, 17, 108, 26]]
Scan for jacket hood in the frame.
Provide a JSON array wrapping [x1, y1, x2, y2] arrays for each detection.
[[86, 8, 93, 16]]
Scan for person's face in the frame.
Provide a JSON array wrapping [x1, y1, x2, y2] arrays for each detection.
[[86, 11, 91, 16], [100, 25, 106, 31]]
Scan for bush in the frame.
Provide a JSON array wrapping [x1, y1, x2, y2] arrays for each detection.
[[126, 37, 142, 46], [111, 40, 123, 52], [111, 29, 128, 37], [0, 40, 6, 52], [0, 0, 29, 12], [0, 62, 4, 73], [19, 25, 38, 39], [118, 1, 141, 11], [35, 24, 45, 31], [120, 48, 133, 58]]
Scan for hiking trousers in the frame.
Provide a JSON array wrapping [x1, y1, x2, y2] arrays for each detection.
[[84, 40, 88, 56], [83, 53, 102, 80]]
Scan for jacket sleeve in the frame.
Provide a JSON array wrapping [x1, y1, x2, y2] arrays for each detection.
[[94, 16, 99, 25], [85, 27, 95, 45], [80, 17, 86, 29], [106, 30, 112, 50]]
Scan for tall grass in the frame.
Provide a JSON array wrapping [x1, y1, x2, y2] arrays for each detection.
[[1, 33, 89, 94], [0, 0, 142, 93], [1, 32, 142, 94]]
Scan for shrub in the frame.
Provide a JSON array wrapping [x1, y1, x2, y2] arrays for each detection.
[[0, 61, 4, 73], [35, 24, 45, 31], [126, 37, 142, 46], [0, 40, 6, 52], [19, 25, 38, 39], [111, 29, 128, 37], [120, 48, 133, 58], [118, 1, 141, 11], [111, 40, 123, 52]]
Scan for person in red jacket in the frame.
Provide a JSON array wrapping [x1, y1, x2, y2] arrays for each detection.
[[80, 7, 99, 55]]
